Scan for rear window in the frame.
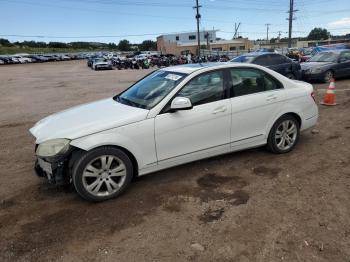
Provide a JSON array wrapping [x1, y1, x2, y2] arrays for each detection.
[[231, 56, 255, 63]]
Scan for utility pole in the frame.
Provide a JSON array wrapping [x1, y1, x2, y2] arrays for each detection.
[[277, 31, 282, 40], [287, 0, 298, 48], [233, 22, 241, 39], [193, 0, 202, 57], [265, 23, 271, 43]]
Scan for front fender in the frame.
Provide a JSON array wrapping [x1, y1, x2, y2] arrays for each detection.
[[70, 119, 156, 170]]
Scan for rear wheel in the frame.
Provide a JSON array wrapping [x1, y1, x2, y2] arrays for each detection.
[[267, 115, 300, 154], [72, 147, 133, 202]]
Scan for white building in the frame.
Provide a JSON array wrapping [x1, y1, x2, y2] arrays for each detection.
[[159, 30, 217, 45]]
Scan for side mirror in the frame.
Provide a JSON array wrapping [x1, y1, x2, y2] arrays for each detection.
[[170, 97, 193, 111]]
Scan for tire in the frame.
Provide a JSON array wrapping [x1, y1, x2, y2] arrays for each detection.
[[323, 70, 333, 83], [267, 115, 300, 154], [72, 146, 134, 202], [286, 73, 296, 79]]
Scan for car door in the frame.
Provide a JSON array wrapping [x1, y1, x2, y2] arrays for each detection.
[[228, 67, 285, 147], [337, 51, 350, 77], [269, 54, 292, 75], [154, 70, 231, 162]]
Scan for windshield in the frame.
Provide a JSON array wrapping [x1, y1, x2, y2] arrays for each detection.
[[309, 52, 338, 62], [231, 56, 255, 63], [114, 70, 187, 109], [95, 58, 107, 62]]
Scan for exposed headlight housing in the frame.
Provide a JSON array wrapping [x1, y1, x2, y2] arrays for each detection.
[[36, 138, 70, 157], [310, 67, 323, 73]]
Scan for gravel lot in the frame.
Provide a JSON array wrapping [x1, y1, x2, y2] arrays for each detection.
[[0, 60, 350, 262]]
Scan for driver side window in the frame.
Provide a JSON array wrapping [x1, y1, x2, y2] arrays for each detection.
[[340, 52, 350, 62], [176, 70, 224, 106]]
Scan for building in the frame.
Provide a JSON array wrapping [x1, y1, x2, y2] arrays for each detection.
[[157, 31, 253, 56], [176, 39, 253, 56], [158, 30, 217, 45], [157, 30, 217, 55]]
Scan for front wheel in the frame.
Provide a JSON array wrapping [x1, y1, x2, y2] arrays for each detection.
[[267, 115, 300, 154], [72, 147, 134, 202], [323, 70, 333, 83]]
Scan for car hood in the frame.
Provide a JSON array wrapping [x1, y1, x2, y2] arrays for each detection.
[[30, 98, 149, 144], [301, 61, 333, 70]]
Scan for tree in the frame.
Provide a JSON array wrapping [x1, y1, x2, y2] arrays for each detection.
[[0, 38, 12, 47], [48, 42, 68, 48], [307, 28, 330, 40], [108, 42, 117, 49], [118, 39, 131, 51], [138, 40, 156, 51]]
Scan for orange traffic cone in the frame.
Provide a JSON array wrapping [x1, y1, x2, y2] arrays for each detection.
[[321, 78, 337, 106]]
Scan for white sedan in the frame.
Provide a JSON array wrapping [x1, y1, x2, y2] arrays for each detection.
[[30, 63, 318, 201]]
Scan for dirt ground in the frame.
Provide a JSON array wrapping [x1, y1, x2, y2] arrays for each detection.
[[0, 60, 350, 262]]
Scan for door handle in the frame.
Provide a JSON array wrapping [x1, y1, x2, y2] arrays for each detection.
[[212, 106, 227, 114], [266, 95, 277, 101]]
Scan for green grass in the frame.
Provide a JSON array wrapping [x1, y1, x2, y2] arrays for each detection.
[[0, 46, 117, 55]]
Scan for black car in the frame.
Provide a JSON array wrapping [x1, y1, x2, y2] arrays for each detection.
[[231, 52, 301, 79], [301, 50, 350, 82], [87, 56, 98, 67], [0, 56, 12, 64]]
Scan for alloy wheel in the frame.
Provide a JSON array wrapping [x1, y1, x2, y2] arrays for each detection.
[[275, 120, 298, 151], [82, 155, 126, 197], [324, 71, 333, 83]]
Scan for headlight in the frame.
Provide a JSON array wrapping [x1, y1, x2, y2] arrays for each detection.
[[36, 138, 70, 157], [310, 67, 323, 73]]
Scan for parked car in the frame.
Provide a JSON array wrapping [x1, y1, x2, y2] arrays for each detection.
[[60, 55, 71, 61], [299, 47, 313, 62], [301, 50, 350, 82], [30, 63, 318, 201], [37, 55, 49, 62], [0, 56, 12, 64], [92, 58, 113, 70], [87, 56, 98, 67], [0, 59, 4, 65], [10, 56, 20, 64], [42, 55, 56, 62], [231, 52, 301, 79], [254, 48, 277, 53], [12, 55, 32, 63]]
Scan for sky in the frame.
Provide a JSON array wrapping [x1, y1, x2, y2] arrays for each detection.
[[1, 0, 350, 44]]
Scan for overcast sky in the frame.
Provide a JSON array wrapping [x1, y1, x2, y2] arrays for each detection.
[[1, 0, 350, 43]]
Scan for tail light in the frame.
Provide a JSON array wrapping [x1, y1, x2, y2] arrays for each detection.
[[311, 91, 316, 103]]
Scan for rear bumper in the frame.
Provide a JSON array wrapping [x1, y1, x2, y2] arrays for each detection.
[[301, 114, 318, 131]]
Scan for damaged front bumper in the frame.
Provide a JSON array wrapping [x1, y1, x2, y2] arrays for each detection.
[[34, 149, 73, 185]]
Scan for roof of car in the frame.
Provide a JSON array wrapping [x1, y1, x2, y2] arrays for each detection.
[[239, 52, 279, 57], [163, 63, 226, 74], [163, 62, 270, 74], [319, 49, 349, 54]]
